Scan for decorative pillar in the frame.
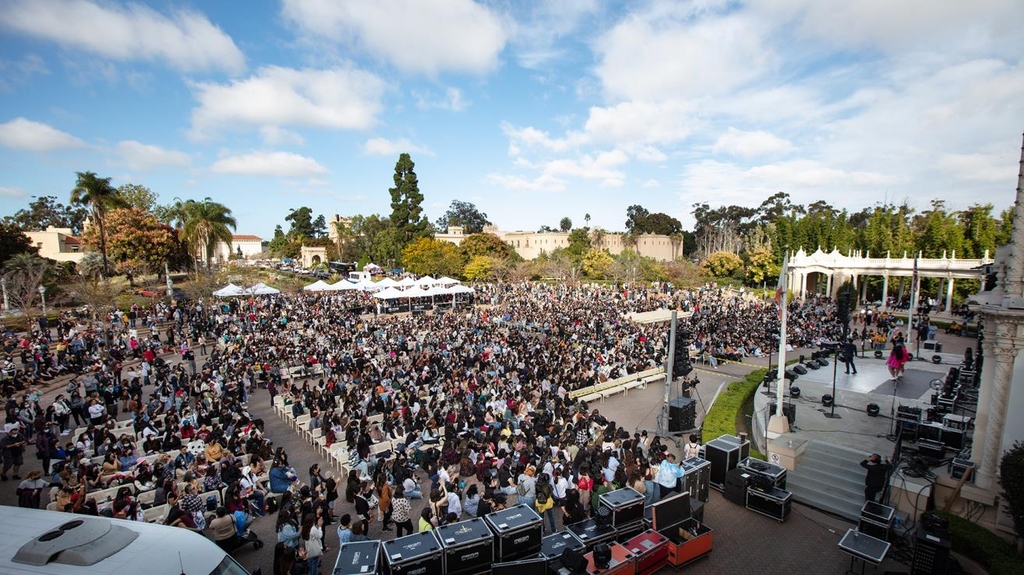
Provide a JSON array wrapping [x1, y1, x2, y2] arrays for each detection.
[[945, 278, 955, 313], [974, 322, 1020, 489], [861, 275, 868, 303], [1003, 133, 1024, 300], [799, 273, 807, 300], [881, 275, 889, 307], [826, 273, 833, 298]]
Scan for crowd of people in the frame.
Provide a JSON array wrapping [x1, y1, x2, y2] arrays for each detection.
[[2, 280, 853, 574]]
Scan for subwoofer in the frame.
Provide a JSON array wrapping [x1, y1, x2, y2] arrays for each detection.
[[668, 397, 696, 432]]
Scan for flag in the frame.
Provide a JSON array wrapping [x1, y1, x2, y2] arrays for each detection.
[[775, 253, 790, 315]]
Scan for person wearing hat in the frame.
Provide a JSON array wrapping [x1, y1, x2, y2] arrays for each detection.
[[17, 469, 48, 508], [1, 425, 27, 480]]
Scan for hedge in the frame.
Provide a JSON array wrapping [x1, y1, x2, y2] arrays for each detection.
[[932, 511, 1024, 575], [702, 369, 766, 459]]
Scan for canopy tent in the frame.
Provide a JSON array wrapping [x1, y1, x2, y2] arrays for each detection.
[[246, 282, 281, 295], [447, 284, 475, 294], [213, 284, 243, 297], [376, 277, 400, 288], [355, 278, 380, 291], [397, 277, 417, 288], [302, 280, 330, 292], [325, 280, 358, 291], [421, 285, 451, 297], [414, 276, 437, 287], [436, 276, 460, 286], [373, 287, 409, 300]]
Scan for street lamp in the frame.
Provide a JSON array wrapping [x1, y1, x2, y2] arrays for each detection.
[[38, 284, 46, 318], [1, 276, 8, 311]]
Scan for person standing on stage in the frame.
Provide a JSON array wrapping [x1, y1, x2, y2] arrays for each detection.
[[860, 454, 890, 503], [843, 339, 858, 375]]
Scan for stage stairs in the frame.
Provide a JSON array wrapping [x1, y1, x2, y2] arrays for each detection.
[[786, 440, 869, 522]]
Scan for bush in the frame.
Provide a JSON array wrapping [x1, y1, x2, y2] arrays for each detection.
[[702, 369, 765, 459], [932, 511, 1024, 575]]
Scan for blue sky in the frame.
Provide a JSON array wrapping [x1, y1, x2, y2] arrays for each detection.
[[1, 0, 1022, 240]]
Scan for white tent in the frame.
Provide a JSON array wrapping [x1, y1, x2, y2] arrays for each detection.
[[414, 276, 437, 287], [397, 277, 417, 288], [448, 284, 475, 294], [303, 280, 329, 292], [247, 282, 281, 295], [213, 284, 243, 297], [373, 287, 408, 300], [355, 278, 380, 292], [436, 276, 460, 286], [377, 277, 400, 288], [325, 280, 358, 291], [422, 285, 451, 297]]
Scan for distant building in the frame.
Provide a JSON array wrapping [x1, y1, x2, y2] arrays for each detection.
[[24, 226, 85, 264], [436, 225, 681, 262], [212, 234, 263, 262]]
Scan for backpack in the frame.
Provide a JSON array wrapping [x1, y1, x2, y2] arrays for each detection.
[[537, 488, 549, 505], [516, 481, 527, 497], [206, 495, 217, 512], [66, 381, 78, 394]]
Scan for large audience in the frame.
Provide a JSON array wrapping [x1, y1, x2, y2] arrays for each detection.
[[2, 280, 850, 573]]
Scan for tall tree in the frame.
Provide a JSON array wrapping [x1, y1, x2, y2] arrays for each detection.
[[3, 195, 89, 234], [389, 154, 429, 242], [69, 171, 126, 276], [1, 253, 51, 323], [559, 217, 573, 232], [400, 237, 464, 277], [179, 198, 237, 270], [285, 207, 317, 239], [459, 233, 514, 261], [435, 200, 491, 234], [0, 222, 36, 269], [81, 207, 186, 285], [116, 183, 159, 212]]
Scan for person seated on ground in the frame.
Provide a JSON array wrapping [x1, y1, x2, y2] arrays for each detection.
[[947, 321, 963, 336]]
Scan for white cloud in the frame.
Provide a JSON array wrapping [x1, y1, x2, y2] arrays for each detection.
[[713, 128, 794, 158], [363, 137, 433, 157], [413, 87, 469, 111], [634, 146, 667, 163], [484, 173, 566, 192], [583, 101, 695, 146], [642, 179, 661, 188], [0, 186, 29, 198], [210, 151, 328, 177], [0, 0, 245, 74], [513, 0, 599, 69], [188, 65, 385, 139], [594, 7, 774, 101], [281, 0, 507, 75], [940, 152, 1015, 183], [260, 126, 306, 146], [112, 140, 190, 171], [0, 117, 85, 151], [490, 149, 629, 191]]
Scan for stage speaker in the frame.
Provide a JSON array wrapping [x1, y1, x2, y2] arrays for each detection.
[[769, 401, 796, 424], [560, 548, 588, 574], [806, 361, 820, 370], [784, 369, 798, 381], [669, 396, 696, 432], [793, 364, 808, 375]]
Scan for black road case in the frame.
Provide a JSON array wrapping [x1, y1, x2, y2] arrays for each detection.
[[705, 435, 750, 490], [738, 457, 787, 489], [332, 540, 380, 575], [598, 487, 645, 528], [681, 457, 711, 502], [540, 531, 586, 566], [567, 518, 618, 550], [483, 504, 543, 562], [382, 530, 443, 575], [436, 517, 495, 575], [745, 486, 792, 521]]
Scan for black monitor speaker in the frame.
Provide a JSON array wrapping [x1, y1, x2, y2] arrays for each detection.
[[669, 396, 696, 432]]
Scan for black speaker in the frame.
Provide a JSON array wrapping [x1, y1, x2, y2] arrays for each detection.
[[769, 402, 796, 424], [792, 364, 808, 375], [560, 548, 588, 574], [668, 396, 696, 432], [723, 467, 750, 506]]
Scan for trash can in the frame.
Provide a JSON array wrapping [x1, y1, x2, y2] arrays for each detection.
[[935, 342, 943, 353]]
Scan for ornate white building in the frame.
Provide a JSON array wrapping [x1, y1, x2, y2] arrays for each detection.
[[436, 225, 681, 262]]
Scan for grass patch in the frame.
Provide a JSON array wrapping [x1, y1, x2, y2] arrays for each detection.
[[703, 368, 767, 459], [932, 511, 1024, 575]]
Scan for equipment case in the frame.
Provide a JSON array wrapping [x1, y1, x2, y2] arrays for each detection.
[[582, 541, 635, 575], [681, 457, 711, 502], [705, 435, 750, 490], [332, 540, 380, 575], [483, 504, 544, 562], [382, 531, 443, 575], [436, 517, 494, 575], [745, 486, 792, 522], [738, 457, 788, 489], [540, 531, 587, 566], [651, 492, 714, 567], [567, 518, 618, 550], [598, 487, 645, 528], [624, 529, 669, 575]]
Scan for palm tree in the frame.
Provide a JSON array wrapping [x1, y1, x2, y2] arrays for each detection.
[[77, 252, 105, 282], [180, 198, 237, 271], [70, 171, 126, 277]]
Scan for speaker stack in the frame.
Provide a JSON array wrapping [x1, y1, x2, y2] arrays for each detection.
[[668, 396, 696, 432]]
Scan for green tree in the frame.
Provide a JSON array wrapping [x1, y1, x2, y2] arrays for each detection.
[[913, 200, 964, 257], [285, 207, 317, 239], [82, 207, 185, 285], [312, 214, 327, 239], [70, 171, 127, 276], [744, 248, 778, 285], [77, 252, 105, 281], [389, 154, 429, 242], [565, 228, 591, 264], [1, 253, 51, 322], [611, 249, 643, 284], [559, 217, 573, 232], [3, 195, 89, 235], [436, 200, 491, 234], [582, 249, 613, 279], [0, 222, 36, 269], [958, 204, 999, 258], [268, 225, 289, 257], [179, 198, 237, 270], [459, 233, 514, 261], [701, 251, 743, 277], [464, 255, 501, 281], [116, 183, 159, 212], [401, 237, 464, 277]]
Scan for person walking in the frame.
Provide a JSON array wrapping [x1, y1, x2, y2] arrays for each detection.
[[392, 486, 414, 537], [887, 344, 909, 382], [843, 339, 858, 375], [860, 454, 891, 503]]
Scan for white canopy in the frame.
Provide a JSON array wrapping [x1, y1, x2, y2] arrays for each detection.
[[303, 280, 330, 292], [377, 277, 400, 288], [414, 276, 437, 287], [422, 285, 451, 297], [246, 282, 280, 295], [373, 287, 408, 300], [448, 284, 475, 294], [325, 280, 358, 291], [355, 278, 380, 291], [436, 276, 460, 286], [397, 277, 417, 288], [213, 283, 243, 297]]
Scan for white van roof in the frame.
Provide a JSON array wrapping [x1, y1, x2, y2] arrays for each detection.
[[0, 506, 247, 575]]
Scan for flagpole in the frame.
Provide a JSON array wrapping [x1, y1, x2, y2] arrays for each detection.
[[769, 253, 791, 434], [907, 256, 918, 350]]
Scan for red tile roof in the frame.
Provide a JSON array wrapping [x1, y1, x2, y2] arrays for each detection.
[[232, 235, 262, 241]]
